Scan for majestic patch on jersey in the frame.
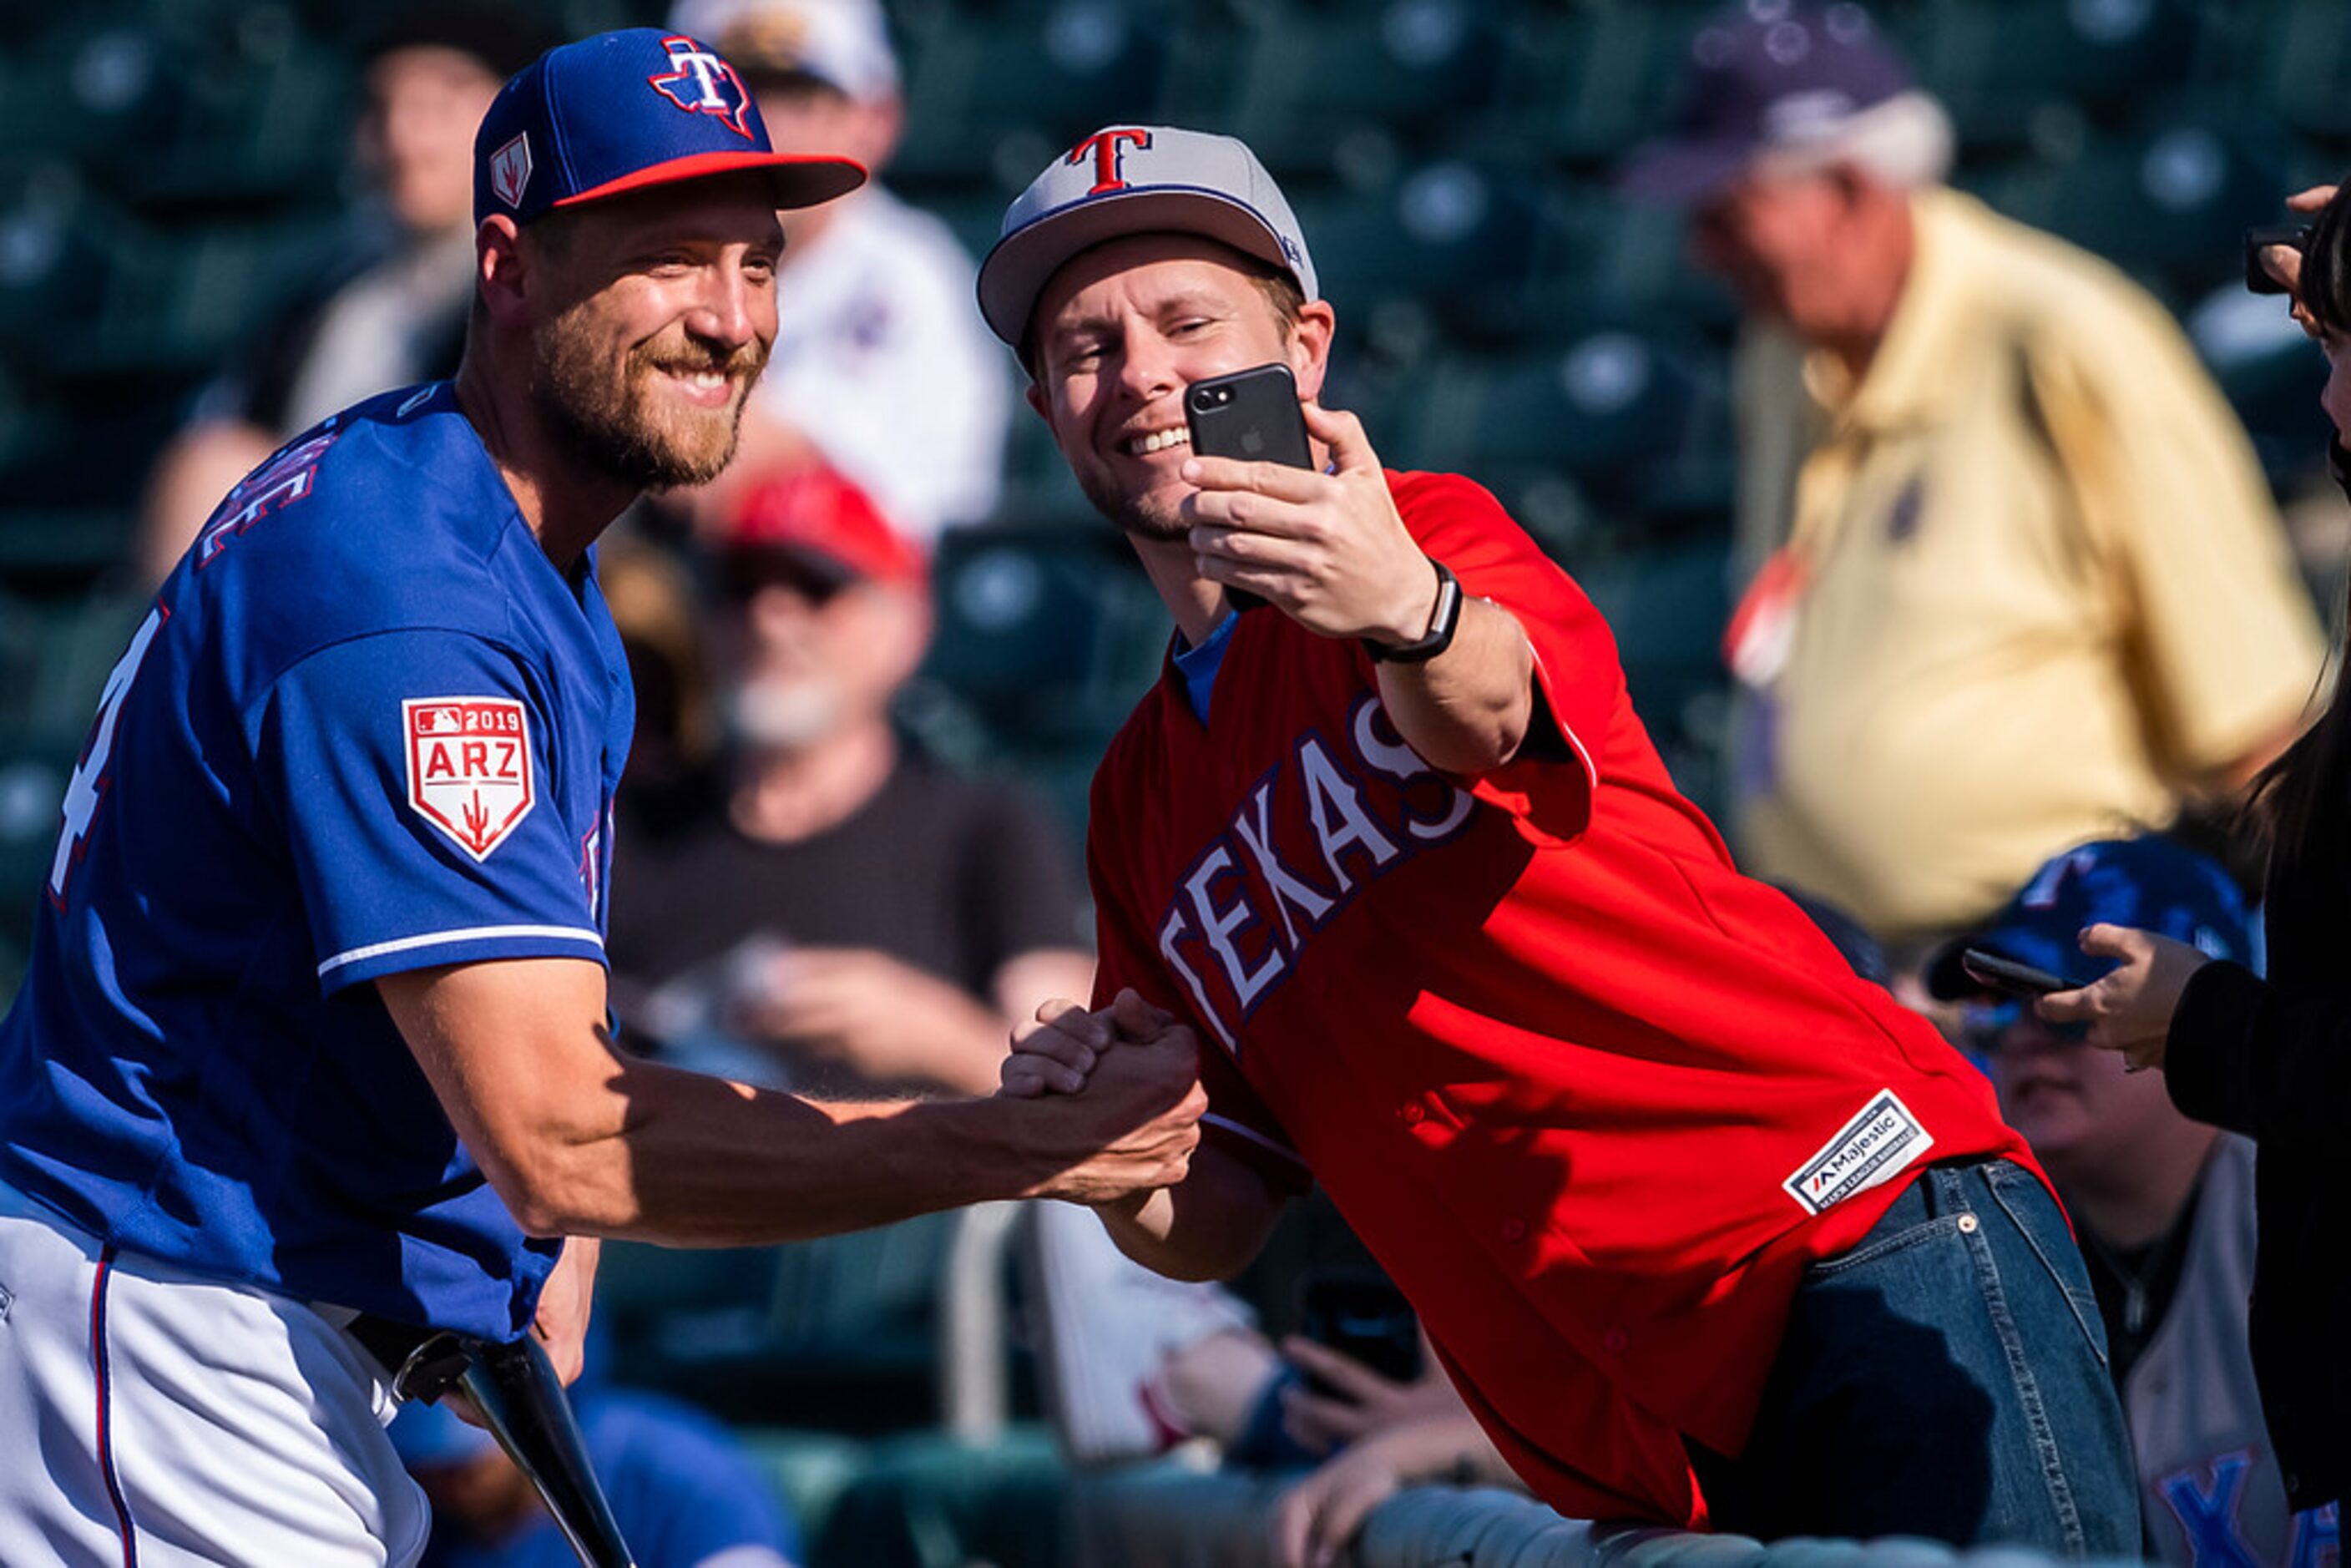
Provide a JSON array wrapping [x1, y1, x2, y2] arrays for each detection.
[[1782, 1090, 1933, 1216], [489, 132, 533, 209], [404, 698, 535, 862], [648, 36, 755, 139]]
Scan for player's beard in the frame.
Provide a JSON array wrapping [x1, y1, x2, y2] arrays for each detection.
[[531, 307, 768, 491]]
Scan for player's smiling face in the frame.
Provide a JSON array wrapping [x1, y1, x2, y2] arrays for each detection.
[[1024, 233, 1332, 542], [526, 176, 785, 492]]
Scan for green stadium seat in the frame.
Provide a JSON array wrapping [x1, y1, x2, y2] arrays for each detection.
[[1572, 538, 1735, 819], [1499, 2, 1720, 171], [1533, 180, 1732, 331], [1210, 0, 1509, 179], [0, 162, 126, 356], [108, 20, 356, 213], [1404, 325, 1727, 524], [1908, 0, 2207, 152], [0, 10, 194, 166], [0, 734, 72, 959], [1961, 113, 2289, 304], [597, 1217, 962, 1433], [1288, 159, 1548, 332], [890, 4, 1169, 193], [733, 1427, 871, 1550], [921, 523, 1167, 750], [2231, 0, 2351, 141], [807, 1425, 1067, 1568]]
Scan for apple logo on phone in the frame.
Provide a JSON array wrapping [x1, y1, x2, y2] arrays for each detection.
[[1241, 429, 1265, 455]]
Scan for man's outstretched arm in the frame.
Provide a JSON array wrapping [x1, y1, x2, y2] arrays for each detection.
[[378, 956, 1206, 1245]]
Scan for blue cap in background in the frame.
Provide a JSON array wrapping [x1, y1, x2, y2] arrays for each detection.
[[1924, 837, 2252, 1002], [472, 28, 866, 228], [389, 1396, 503, 1471]]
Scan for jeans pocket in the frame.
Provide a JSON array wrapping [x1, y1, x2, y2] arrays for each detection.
[[1984, 1164, 2108, 1366], [1805, 1211, 1965, 1279]]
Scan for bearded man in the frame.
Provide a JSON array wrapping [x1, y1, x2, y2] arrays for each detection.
[[0, 33, 1204, 1566]]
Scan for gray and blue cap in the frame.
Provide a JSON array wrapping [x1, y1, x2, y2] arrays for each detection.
[[977, 125, 1318, 348]]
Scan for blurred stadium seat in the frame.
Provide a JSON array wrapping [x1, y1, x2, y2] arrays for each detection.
[[1290, 158, 1550, 336], [1903, 0, 2207, 154], [1405, 321, 1731, 534], [2229, 0, 2351, 143], [1499, 1, 1718, 171], [1961, 109, 2293, 305], [1210, 0, 1508, 180], [597, 1214, 966, 1432], [919, 521, 1169, 751], [889, 2, 1169, 194]]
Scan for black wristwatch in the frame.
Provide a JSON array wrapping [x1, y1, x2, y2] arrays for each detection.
[[1364, 559, 1462, 664]]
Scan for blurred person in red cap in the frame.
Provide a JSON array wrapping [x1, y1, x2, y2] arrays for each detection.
[[609, 463, 1089, 1098], [664, 0, 1009, 544]]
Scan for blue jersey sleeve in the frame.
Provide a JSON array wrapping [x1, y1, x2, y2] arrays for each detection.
[[257, 628, 608, 994]]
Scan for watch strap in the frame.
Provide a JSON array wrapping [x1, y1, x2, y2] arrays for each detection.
[[1364, 559, 1461, 665]]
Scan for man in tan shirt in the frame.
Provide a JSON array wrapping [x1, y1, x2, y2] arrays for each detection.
[[1623, 3, 2323, 953]]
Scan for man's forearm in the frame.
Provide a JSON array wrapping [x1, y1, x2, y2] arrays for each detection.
[[1373, 596, 1534, 776], [508, 1058, 1058, 1241], [380, 959, 1200, 1247], [1094, 1142, 1284, 1282]]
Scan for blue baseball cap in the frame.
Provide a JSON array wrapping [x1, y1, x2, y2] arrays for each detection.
[[472, 28, 866, 229], [1618, 2, 1915, 206], [1924, 837, 2252, 1002]]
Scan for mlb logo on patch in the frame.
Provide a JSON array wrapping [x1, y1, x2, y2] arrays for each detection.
[[1783, 1090, 1934, 1216], [490, 133, 532, 209], [405, 698, 535, 862]]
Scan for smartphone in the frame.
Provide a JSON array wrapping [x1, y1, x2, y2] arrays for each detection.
[[1959, 948, 2077, 999], [1185, 363, 1313, 469], [1297, 1268, 1421, 1395], [2245, 222, 2313, 296]]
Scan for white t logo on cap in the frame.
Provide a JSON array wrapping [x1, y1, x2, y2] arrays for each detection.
[[650, 35, 756, 138]]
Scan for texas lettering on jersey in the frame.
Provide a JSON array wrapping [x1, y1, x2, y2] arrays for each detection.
[[1155, 692, 1477, 1054], [404, 697, 535, 861]]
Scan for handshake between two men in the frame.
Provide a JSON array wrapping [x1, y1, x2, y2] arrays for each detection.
[[1001, 990, 1294, 1287], [1000, 989, 1220, 1211]]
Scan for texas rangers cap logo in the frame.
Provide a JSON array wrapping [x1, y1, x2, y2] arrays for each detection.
[[648, 34, 755, 139], [404, 698, 535, 862], [1069, 127, 1151, 195]]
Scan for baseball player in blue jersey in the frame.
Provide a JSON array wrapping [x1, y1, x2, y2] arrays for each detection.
[[0, 29, 1203, 1566]]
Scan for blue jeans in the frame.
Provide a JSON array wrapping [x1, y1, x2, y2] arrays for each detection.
[[1692, 1160, 2138, 1555]]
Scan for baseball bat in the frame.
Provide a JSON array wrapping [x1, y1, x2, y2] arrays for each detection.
[[456, 1334, 640, 1568]]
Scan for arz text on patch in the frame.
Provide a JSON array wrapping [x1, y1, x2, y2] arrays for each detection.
[[405, 697, 534, 862], [1783, 1090, 1934, 1216]]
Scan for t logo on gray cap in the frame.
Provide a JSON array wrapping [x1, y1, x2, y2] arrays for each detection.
[[975, 124, 1320, 349]]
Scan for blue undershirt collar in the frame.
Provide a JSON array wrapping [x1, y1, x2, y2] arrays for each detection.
[[1172, 610, 1240, 725]]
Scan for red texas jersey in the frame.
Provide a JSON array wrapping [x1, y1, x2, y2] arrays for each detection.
[[1086, 470, 2044, 1527]]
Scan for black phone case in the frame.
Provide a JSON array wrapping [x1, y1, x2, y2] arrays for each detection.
[[1186, 364, 1313, 469], [1184, 365, 1310, 615], [1959, 948, 2072, 998]]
